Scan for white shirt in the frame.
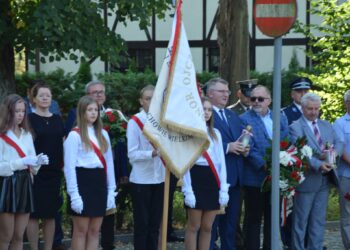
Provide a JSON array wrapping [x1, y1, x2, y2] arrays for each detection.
[[64, 126, 116, 196], [0, 129, 37, 176], [333, 113, 350, 177], [127, 110, 165, 184], [259, 110, 273, 139], [182, 128, 228, 192], [306, 119, 321, 136]]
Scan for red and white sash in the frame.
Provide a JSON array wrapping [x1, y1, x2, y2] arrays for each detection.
[[72, 128, 107, 174]]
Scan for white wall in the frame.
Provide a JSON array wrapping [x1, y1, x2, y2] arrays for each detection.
[[28, 0, 322, 75]]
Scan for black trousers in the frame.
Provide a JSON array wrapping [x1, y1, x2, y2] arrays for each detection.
[[167, 173, 178, 236], [243, 186, 271, 250], [101, 213, 115, 250], [131, 182, 164, 250]]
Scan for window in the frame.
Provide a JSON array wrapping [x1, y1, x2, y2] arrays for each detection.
[[111, 48, 154, 72]]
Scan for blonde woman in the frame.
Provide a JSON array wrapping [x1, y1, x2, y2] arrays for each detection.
[[64, 96, 116, 249], [182, 97, 229, 250]]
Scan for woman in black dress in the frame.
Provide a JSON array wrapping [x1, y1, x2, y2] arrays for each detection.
[[26, 83, 64, 250]]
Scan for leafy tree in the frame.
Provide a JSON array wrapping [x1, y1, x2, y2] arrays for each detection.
[[294, 0, 350, 122], [0, 0, 171, 99]]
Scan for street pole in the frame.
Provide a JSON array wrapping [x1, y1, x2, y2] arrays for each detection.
[[271, 36, 282, 250]]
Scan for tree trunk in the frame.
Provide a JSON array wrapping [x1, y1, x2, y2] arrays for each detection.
[[0, 43, 15, 100], [216, 0, 249, 103], [0, 0, 16, 100]]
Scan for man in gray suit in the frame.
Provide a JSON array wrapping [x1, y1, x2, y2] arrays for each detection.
[[289, 93, 343, 250]]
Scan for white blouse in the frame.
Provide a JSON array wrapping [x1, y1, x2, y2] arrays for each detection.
[[127, 110, 165, 184], [64, 126, 116, 196], [0, 129, 37, 176], [182, 128, 228, 192]]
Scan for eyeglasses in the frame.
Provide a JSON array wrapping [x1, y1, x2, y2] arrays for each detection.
[[212, 89, 231, 95], [89, 90, 105, 96], [250, 96, 270, 102]]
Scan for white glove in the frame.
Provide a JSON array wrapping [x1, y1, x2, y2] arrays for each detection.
[[71, 194, 83, 214], [36, 153, 49, 165], [219, 183, 230, 206], [106, 191, 117, 210], [0, 166, 14, 177], [20, 155, 38, 167], [219, 190, 229, 206], [184, 191, 196, 208]]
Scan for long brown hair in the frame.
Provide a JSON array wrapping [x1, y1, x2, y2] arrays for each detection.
[[202, 97, 217, 141], [76, 96, 108, 152], [0, 94, 32, 134]]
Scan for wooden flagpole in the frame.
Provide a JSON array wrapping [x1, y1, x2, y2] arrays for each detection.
[[160, 170, 171, 250], [160, 2, 181, 250]]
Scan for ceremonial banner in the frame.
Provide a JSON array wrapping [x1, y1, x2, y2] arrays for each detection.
[[143, 2, 209, 178]]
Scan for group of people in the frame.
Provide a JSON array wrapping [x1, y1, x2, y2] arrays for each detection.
[[0, 75, 349, 250]]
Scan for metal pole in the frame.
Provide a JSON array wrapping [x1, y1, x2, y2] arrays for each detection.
[[271, 36, 282, 250]]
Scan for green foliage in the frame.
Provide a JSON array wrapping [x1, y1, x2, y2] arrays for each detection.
[[75, 62, 92, 86], [173, 190, 187, 227], [327, 188, 340, 221], [99, 70, 158, 116], [294, 0, 350, 122], [196, 71, 219, 85], [1, 0, 171, 95], [15, 68, 85, 117]]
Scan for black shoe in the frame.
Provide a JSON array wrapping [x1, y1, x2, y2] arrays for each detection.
[[167, 232, 184, 242]]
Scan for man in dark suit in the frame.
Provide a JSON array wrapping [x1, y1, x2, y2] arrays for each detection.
[[206, 77, 248, 250], [289, 93, 342, 250], [240, 85, 289, 250], [282, 77, 312, 125], [228, 79, 257, 115]]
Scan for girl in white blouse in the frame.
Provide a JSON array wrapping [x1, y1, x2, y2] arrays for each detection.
[[64, 96, 116, 250], [0, 94, 48, 250], [182, 97, 229, 250]]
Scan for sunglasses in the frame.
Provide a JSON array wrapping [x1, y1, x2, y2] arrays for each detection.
[[250, 96, 269, 102]]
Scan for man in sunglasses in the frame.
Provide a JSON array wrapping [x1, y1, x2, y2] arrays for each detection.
[[240, 85, 289, 250], [228, 79, 257, 115], [283, 77, 313, 126]]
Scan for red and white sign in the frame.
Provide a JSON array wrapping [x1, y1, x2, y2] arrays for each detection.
[[253, 0, 297, 38]]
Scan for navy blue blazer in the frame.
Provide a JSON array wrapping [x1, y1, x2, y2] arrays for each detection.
[[240, 109, 289, 187], [213, 108, 244, 187], [282, 103, 302, 125]]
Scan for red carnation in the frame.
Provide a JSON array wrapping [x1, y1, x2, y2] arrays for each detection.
[[106, 112, 117, 122], [104, 125, 110, 132], [295, 158, 302, 168], [280, 141, 289, 150], [345, 192, 350, 201], [121, 122, 127, 129], [291, 171, 299, 180], [267, 175, 272, 181]]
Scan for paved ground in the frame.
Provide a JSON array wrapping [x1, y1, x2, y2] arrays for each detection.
[[113, 221, 345, 249], [25, 221, 345, 249]]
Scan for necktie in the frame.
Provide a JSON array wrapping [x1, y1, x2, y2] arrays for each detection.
[[312, 121, 323, 147], [219, 109, 228, 126]]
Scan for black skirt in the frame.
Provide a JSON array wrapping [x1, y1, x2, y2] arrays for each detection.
[[186, 164, 220, 210], [67, 167, 107, 217], [30, 168, 63, 219], [0, 169, 34, 213]]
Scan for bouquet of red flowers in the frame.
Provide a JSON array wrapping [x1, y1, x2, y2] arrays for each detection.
[[262, 136, 312, 225], [102, 108, 128, 147]]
